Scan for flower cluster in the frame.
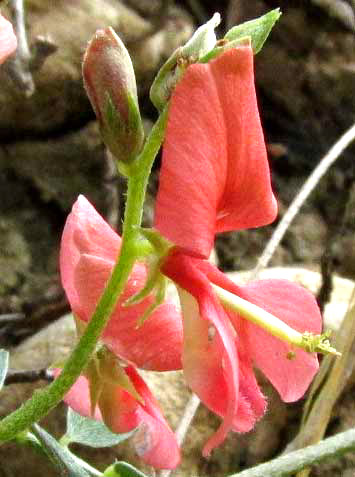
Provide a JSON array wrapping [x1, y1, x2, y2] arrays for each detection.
[[155, 45, 321, 456], [60, 29, 322, 470], [59, 195, 182, 468]]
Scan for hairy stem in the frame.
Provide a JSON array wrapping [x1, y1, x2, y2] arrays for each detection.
[[229, 427, 355, 477], [0, 108, 168, 443]]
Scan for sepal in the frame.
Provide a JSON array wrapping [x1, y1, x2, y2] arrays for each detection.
[[224, 8, 281, 54], [150, 13, 220, 111]]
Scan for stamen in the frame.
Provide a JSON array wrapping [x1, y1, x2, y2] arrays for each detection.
[[213, 284, 340, 357]]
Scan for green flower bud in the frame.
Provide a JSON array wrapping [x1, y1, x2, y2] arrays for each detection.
[[150, 13, 220, 111], [83, 27, 144, 172]]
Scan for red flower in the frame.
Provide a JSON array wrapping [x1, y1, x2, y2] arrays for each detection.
[[61, 195, 182, 371], [55, 365, 180, 469], [154, 46, 322, 455], [59, 195, 183, 468], [155, 46, 277, 258], [0, 14, 17, 65]]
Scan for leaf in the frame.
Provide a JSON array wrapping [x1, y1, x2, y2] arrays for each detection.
[[64, 408, 134, 448], [225, 8, 281, 54], [31, 424, 91, 477], [103, 462, 148, 477], [0, 349, 9, 391]]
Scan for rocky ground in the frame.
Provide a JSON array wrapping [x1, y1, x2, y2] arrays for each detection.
[[0, 1, 354, 476]]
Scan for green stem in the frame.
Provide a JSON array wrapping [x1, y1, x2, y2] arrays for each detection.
[[30, 425, 103, 477], [0, 107, 168, 443], [213, 284, 339, 356], [17, 430, 103, 477], [229, 427, 355, 477]]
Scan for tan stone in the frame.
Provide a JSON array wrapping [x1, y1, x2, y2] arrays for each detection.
[[0, 0, 193, 135]]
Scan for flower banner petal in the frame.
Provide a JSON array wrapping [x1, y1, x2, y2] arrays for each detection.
[[155, 47, 277, 258]]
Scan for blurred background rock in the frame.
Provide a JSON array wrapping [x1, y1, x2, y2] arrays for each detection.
[[0, 1, 354, 476]]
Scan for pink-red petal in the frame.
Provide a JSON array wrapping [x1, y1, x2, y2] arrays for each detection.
[[177, 257, 267, 432], [74, 253, 182, 370], [162, 251, 240, 455], [60, 196, 182, 371], [55, 367, 180, 469], [155, 47, 277, 258], [60, 195, 120, 312], [194, 261, 321, 402], [53, 369, 102, 421], [126, 367, 180, 469], [236, 279, 321, 402], [0, 15, 17, 65]]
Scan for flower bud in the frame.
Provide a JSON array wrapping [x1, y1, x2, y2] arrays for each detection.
[[150, 13, 220, 111], [83, 27, 144, 170]]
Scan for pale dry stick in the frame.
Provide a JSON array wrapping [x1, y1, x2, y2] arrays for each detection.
[[229, 427, 355, 477], [294, 286, 355, 477], [7, 0, 35, 95], [158, 122, 355, 477], [5, 0, 56, 94], [310, 0, 355, 30], [159, 393, 201, 477], [251, 122, 355, 280]]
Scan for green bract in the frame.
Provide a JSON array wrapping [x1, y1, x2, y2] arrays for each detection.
[[225, 8, 281, 54], [150, 9, 281, 112], [150, 13, 220, 111]]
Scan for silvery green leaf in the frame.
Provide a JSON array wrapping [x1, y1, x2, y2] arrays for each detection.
[[32, 424, 91, 477], [225, 8, 281, 54], [64, 408, 134, 448], [103, 461, 148, 477]]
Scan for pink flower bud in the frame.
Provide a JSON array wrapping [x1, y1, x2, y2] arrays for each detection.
[[83, 27, 144, 168], [0, 14, 17, 65]]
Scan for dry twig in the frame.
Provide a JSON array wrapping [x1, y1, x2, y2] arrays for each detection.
[[252, 122, 355, 280], [4, 368, 54, 385]]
